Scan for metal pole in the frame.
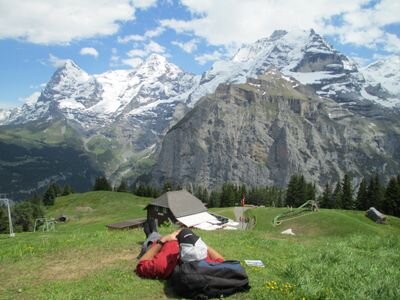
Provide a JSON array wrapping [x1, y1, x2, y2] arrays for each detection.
[[6, 199, 15, 237], [1, 197, 15, 237]]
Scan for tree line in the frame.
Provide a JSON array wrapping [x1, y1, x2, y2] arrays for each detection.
[[2, 173, 399, 234], [0, 182, 73, 234], [319, 174, 400, 217]]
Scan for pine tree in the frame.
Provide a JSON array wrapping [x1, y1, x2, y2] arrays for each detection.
[[286, 175, 310, 207], [13, 200, 34, 232], [135, 184, 146, 196], [305, 182, 316, 201], [93, 176, 112, 191], [208, 191, 221, 208], [332, 182, 342, 209], [117, 180, 128, 192], [295, 175, 306, 207], [28, 194, 45, 220], [383, 177, 399, 216], [163, 182, 172, 193], [220, 183, 236, 207], [355, 179, 368, 210], [43, 184, 57, 206], [0, 205, 8, 234], [320, 183, 332, 208], [341, 174, 353, 209], [396, 176, 400, 217], [47, 182, 61, 197], [367, 175, 384, 209], [285, 175, 298, 207], [62, 184, 73, 196]]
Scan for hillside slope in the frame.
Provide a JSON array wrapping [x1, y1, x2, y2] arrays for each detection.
[[1, 192, 399, 300]]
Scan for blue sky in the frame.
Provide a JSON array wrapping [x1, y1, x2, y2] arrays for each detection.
[[0, 0, 399, 109]]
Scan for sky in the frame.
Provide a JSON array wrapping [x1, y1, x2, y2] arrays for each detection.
[[0, 0, 399, 109]]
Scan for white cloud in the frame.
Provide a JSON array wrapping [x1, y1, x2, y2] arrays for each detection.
[[195, 50, 225, 65], [29, 83, 47, 89], [172, 39, 199, 53], [146, 40, 165, 53], [161, 0, 369, 45], [329, 0, 400, 51], [48, 54, 69, 68], [161, 0, 399, 54], [145, 27, 165, 38], [127, 49, 148, 57], [80, 47, 99, 58], [0, 0, 156, 45], [131, 0, 157, 9], [118, 26, 165, 44], [109, 48, 122, 67], [118, 34, 145, 43], [122, 57, 144, 68], [127, 40, 166, 57], [383, 33, 400, 53]]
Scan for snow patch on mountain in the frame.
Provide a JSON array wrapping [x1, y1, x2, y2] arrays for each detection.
[[92, 70, 131, 114], [360, 55, 400, 108], [0, 109, 10, 122], [1, 54, 199, 127], [188, 29, 364, 107]]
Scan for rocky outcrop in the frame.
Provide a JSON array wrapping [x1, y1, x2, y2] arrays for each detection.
[[151, 71, 400, 190]]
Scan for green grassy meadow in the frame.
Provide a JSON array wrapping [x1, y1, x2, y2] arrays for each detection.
[[1, 191, 399, 299]]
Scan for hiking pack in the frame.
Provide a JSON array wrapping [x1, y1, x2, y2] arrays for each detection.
[[168, 260, 250, 299]]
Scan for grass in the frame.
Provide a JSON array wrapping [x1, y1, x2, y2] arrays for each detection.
[[1, 192, 400, 299]]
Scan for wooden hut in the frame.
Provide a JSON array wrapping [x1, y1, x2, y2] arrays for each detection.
[[365, 207, 386, 224]]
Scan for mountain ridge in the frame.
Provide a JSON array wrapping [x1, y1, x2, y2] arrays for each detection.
[[150, 70, 400, 190], [1, 29, 399, 197]]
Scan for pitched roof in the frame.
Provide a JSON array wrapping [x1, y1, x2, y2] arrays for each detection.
[[148, 190, 207, 218]]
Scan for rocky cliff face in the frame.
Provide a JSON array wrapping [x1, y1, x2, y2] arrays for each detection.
[[151, 71, 400, 189]]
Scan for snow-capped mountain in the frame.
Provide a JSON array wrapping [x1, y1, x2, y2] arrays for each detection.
[[0, 54, 200, 195], [4, 54, 199, 128], [188, 29, 398, 111], [1, 29, 399, 198], [361, 55, 400, 108]]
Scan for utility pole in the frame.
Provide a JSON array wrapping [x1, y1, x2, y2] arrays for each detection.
[[0, 194, 15, 237]]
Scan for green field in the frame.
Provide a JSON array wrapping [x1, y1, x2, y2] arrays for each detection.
[[1, 192, 399, 299]]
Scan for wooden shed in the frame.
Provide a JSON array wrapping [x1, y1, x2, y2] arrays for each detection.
[[146, 190, 208, 226], [365, 207, 386, 224]]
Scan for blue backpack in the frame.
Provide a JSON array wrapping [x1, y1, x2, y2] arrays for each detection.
[[168, 260, 250, 299]]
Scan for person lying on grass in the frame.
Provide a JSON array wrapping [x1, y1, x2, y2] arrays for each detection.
[[135, 220, 224, 279]]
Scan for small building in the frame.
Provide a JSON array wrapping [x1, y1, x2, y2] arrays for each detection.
[[146, 190, 208, 226], [365, 207, 386, 224]]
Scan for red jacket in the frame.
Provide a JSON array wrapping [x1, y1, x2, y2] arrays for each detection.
[[136, 240, 224, 279]]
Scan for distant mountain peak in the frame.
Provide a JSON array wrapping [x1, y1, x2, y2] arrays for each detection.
[[362, 55, 400, 103], [136, 53, 182, 78], [145, 53, 168, 64], [62, 59, 80, 69], [50, 59, 89, 84]]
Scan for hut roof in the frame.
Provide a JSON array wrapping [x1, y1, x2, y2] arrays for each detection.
[[148, 190, 207, 218]]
